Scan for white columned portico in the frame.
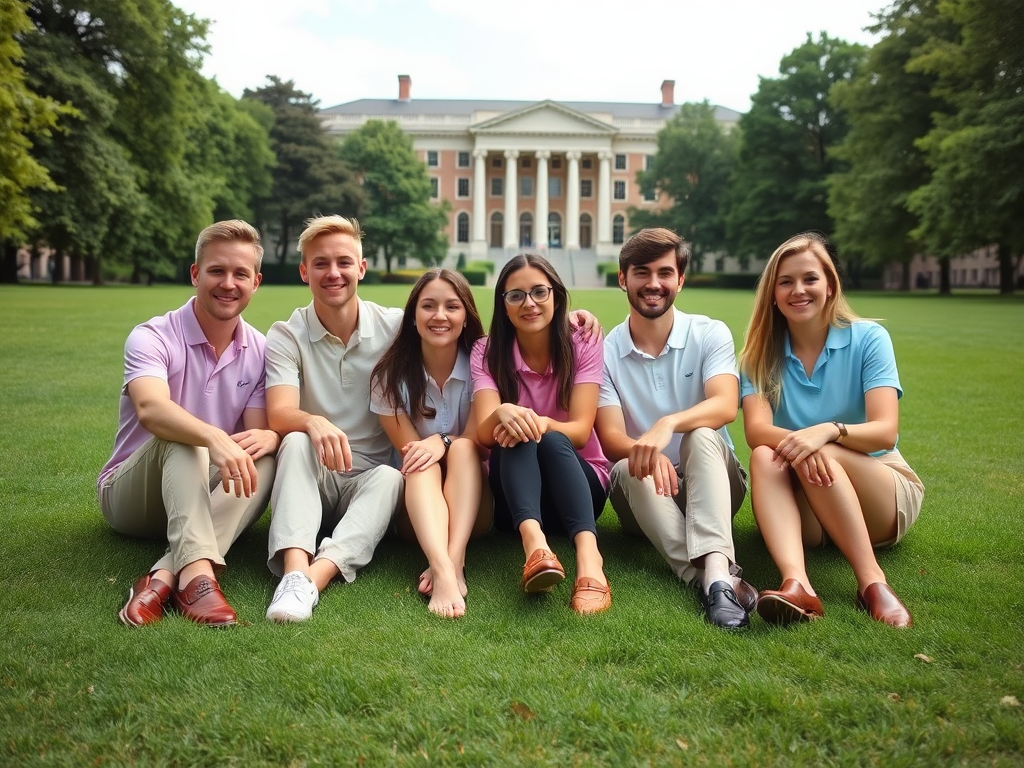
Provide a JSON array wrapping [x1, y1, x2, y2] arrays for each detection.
[[471, 149, 488, 256], [535, 150, 550, 250], [597, 150, 613, 246], [503, 150, 519, 249], [565, 151, 581, 250]]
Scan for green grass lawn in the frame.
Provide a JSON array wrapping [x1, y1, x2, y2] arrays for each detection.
[[1, 284, 1022, 767]]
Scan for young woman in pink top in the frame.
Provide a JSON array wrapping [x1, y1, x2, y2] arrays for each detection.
[[469, 254, 612, 615]]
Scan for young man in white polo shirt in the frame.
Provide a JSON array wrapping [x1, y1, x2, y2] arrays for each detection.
[[99, 220, 278, 627], [264, 215, 404, 622], [595, 228, 755, 629]]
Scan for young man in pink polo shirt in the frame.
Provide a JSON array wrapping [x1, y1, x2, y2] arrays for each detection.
[[98, 220, 279, 627]]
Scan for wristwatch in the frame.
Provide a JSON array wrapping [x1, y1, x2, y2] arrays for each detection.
[[832, 421, 848, 444], [439, 432, 452, 451]]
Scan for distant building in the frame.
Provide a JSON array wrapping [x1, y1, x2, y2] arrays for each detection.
[[884, 246, 1023, 290], [320, 75, 740, 281]]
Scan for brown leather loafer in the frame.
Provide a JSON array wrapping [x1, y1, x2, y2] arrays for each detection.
[[857, 582, 913, 628], [734, 578, 759, 614], [521, 548, 565, 593], [119, 573, 172, 627], [756, 579, 824, 625], [570, 577, 611, 615], [172, 575, 237, 627]]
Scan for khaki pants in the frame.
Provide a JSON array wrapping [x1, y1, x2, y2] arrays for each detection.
[[99, 437, 275, 575], [267, 432, 403, 582], [609, 427, 747, 585]]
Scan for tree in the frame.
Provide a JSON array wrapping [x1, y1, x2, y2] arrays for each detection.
[[0, 0, 65, 283], [338, 119, 449, 274], [828, 0, 958, 291], [725, 33, 867, 268], [907, 0, 1024, 293], [630, 102, 736, 273], [245, 76, 365, 263]]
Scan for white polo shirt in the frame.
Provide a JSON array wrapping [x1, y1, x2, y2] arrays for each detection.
[[266, 298, 403, 471], [598, 308, 738, 460], [370, 348, 472, 438]]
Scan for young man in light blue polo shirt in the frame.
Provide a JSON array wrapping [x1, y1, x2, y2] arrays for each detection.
[[595, 228, 754, 629]]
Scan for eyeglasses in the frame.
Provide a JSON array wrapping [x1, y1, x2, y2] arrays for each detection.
[[502, 285, 552, 305]]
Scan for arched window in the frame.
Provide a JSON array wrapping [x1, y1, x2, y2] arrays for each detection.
[[456, 212, 469, 243], [579, 213, 592, 249], [612, 214, 625, 245], [548, 212, 562, 249], [490, 212, 503, 248], [519, 212, 533, 247]]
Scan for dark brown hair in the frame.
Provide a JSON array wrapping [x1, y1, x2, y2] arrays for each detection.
[[618, 227, 690, 275]]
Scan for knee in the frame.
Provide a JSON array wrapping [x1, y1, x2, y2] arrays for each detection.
[[748, 444, 781, 479], [678, 426, 718, 460], [537, 430, 572, 457], [161, 440, 209, 472], [448, 437, 477, 463]]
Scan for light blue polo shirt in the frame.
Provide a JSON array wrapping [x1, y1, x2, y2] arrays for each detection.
[[740, 321, 902, 451]]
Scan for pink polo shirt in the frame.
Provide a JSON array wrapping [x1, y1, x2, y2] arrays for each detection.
[[470, 331, 611, 489], [98, 297, 268, 488]]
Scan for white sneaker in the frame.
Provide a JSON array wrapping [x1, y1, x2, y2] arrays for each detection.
[[266, 571, 319, 622]]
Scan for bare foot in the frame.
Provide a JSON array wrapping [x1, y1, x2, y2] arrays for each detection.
[[418, 568, 433, 597], [455, 567, 468, 598], [427, 563, 465, 619]]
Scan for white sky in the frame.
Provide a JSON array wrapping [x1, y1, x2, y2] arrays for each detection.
[[175, 0, 890, 113]]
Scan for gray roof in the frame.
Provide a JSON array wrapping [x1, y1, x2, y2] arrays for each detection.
[[321, 98, 742, 123]]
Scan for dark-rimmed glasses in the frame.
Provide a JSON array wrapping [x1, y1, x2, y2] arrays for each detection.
[[502, 285, 552, 305]]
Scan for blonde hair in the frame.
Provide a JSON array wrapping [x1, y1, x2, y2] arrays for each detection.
[[297, 215, 364, 260], [195, 220, 263, 271], [739, 232, 859, 408]]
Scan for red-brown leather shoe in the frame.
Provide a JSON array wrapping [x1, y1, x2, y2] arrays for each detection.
[[756, 579, 825, 625], [172, 575, 237, 627], [521, 548, 565, 593], [857, 582, 913, 628], [119, 573, 172, 627], [570, 577, 611, 615]]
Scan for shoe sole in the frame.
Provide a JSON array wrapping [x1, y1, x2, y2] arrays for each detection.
[[757, 594, 818, 625], [523, 569, 565, 593]]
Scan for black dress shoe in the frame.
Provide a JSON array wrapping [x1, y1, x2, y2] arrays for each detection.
[[698, 580, 750, 630]]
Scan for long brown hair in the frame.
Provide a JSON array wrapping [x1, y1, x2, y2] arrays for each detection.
[[371, 269, 484, 423], [484, 253, 574, 411], [739, 232, 859, 408]]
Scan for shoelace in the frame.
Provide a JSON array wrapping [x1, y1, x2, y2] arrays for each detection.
[[277, 572, 311, 598]]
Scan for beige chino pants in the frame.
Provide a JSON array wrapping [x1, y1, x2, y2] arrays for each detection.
[[99, 437, 275, 575], [609, 427, 747, 585]]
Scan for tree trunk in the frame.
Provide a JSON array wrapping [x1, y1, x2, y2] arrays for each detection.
[[384, 244, 393, 274], [278, 216, 290, 265], [938, 257, 950, 295], [71, 253, 85, 282], [998, 241, 1015, 295], [900, 260, 910, 291], [52, 251, 68, 284], [90, 255, 103, 285], [1, 243, 19, 284]]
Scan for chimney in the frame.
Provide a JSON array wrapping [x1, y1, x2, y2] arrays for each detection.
[[660, 79, 675, 108], [398, 74, 411, 102]]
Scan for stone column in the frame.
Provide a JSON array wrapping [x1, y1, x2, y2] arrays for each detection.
[[503, 150, 519, 249], [565, 151, 581, 250], [471, 149, 488, 256], [535, 150, 550, 250], [597, 150, 613, 246]]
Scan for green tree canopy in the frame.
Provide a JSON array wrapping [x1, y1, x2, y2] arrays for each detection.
[[338, 119, 449, 274], [630, 102, 736, 272]]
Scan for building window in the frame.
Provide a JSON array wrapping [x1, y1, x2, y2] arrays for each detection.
[[456, 212, 469, 243], [551, 157, 562, 169], [491, 178, 503, 197], [457, 178, 470, 198], [579, 213, 592, 249], [643, 185, 656, 202], [580, 179, 593, 198], [521, 157, 532, 169], [614, 154, 627, 170], [549, 177, 562, 199], [430, 178, 439, 199], [492, 157, 503, 168], [548, 213, 562, 248], [612, 214, 625, 244], [645, 155, 654, 170], [521, 176, 534, 198], [613, 180, 626, 200], [582, 158, 592, 170], [458, 151, 470, 168], [490, 212, 503, 247], [519, 213, 533, 247], [427, 151, 439, 167]]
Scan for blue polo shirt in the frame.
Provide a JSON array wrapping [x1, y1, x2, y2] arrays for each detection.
[[740, 321, 902, 451]]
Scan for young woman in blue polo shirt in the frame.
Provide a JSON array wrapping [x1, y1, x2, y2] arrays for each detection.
[[739, 233, 923, 628]]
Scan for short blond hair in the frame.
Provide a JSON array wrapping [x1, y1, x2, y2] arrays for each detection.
[[195, 220, 264, 271], [297, 215, 364, 260]]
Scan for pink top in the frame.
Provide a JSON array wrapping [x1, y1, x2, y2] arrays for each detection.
[[470, 330, 611, 488], [98, 297, 268, 488]]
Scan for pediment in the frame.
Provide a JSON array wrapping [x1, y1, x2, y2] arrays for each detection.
[[470, 100, 616, 136]]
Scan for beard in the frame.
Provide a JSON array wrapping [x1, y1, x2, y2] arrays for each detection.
[[627, 288, 674, 319]]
